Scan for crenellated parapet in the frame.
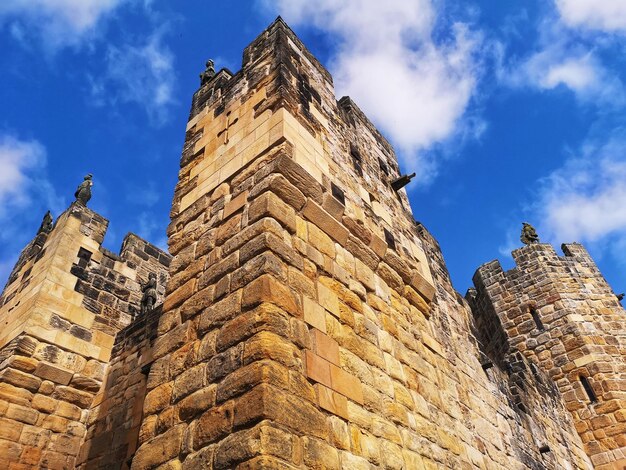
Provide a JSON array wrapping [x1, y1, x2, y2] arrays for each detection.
[[0, 201, 171, 469], [470, 242, 626, 468]]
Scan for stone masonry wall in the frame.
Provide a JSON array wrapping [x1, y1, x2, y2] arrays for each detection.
[[471, 242, 626, 469], [76, 305, 164, 470], [132, 18, 591, 470], [0, 203, 170, 469]]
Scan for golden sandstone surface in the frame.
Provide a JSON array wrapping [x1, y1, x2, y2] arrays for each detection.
[[0, 17, 624, 470]]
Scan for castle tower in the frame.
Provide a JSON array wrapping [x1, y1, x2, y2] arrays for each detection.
[[131, 18, 591, 469], [0, 201, 170, 468], [470, 242, 626, 469]]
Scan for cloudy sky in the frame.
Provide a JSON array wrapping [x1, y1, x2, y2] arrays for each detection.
[[1, 0, 625, 294]]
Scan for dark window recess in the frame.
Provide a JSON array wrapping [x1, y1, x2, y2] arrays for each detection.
[[529, 363, 543, 383], [384, 228, 396, 250], [378, 158, 389, 176], [530, 307, 545, 331], [77, 247, 93, 268], [21, 267, 32, 280], [580, 376, 598, 403], [331, 182, 346, 205], [350, 144, 363, 176]]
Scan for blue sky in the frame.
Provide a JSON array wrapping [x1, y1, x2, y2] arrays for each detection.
[[1, 0, 626, 295]]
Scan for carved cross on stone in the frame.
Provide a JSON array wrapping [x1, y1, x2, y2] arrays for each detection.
[[217, 112, 238, 145]]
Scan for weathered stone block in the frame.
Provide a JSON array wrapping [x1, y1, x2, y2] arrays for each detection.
[[172, 364, 206, 403], [303, 437, 340, 469], [242, 331, 302, 369], [242, 275, 300, 316], [0, 382, 34, 407], [163, 279, 197, 312], [6, 404, 38, 425], [144, 382, 174, 415], [215, 303, 290, 353], [197, 290, 242, 333], [409, 269, 435, 302], [303, 296, 327, 333], [132, 424, 185, 470], [0, 369, 42, 393], [177, 386, 216, 422], [302, 199, 348, 246], [248, 192, 296, 234], [51, 385, 93, 409], [193, 401, 234, 449], [250, 173, 306, 210]]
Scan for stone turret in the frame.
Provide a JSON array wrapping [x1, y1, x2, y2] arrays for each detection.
[[0, 202, 170, 468], [470, 242, 626, 469], [130, 17, 590, 470]]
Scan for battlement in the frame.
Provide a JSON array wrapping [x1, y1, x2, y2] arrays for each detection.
[[183, 17, 411, 242], [470, 241, 626, 466], [0, 201, 171, 468]]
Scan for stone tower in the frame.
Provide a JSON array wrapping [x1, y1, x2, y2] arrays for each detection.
[[470, 243, 626, 469], [5, 16, 619, 470], [130, 18, 591, 470], [0, 202, 170, 468]]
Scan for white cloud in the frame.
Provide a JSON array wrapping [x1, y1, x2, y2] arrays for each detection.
[[540, 55, 597, 91], [556, 0, 626, 32], [535, 130, 626, 243], [0, 133, 64, 287], [497, 18, 625, 105], [0, 0, 127, 49], [0, 135, 46, 213], [96, 31, 176, 125], [263, 0, 482, 181]]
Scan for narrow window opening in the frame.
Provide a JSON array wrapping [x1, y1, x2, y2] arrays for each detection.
[[331, 182, 345, 206], [530, 307, 545, 331], [384, 228, 396, 251], [580, 376, 597, 403], [77, 247, 93, 268], [350, 144, 363, 176], [378, 158, 389, 176]]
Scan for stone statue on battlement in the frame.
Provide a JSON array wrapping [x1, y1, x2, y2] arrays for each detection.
[[200, 59, 216, 85], [37, 210, 53, 235], [74, 174, 93, 206], [520, 222, 540, 245], [140, 272, 158, 315]]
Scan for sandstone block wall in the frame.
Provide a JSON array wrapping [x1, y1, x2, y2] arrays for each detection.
[[471, 243, 626, 469], [0, 203, 170, 469], [131, 18, 591, 470], [76, 304, 164, 470]]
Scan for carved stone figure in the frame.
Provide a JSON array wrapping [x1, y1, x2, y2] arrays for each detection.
[[520, 222, 540, 245], [37, 210, 53, 235], [200, 59, 216, 85], [140, 272, 158, 315], [74, 174, 93, 205]]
